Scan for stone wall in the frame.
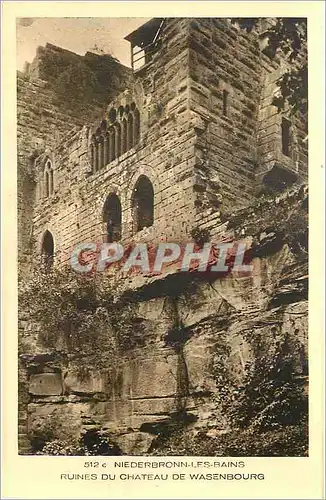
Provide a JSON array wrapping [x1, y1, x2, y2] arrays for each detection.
[[17, 46, 130, 272], [187, 18, 308, 234], [31, 18, 199, 264], [28, 19, 308, 265], [188, 18, 261, 215], [257, 59, 308, 181]]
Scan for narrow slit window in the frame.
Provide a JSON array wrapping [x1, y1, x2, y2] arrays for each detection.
[[133, 109, 140, 146], [223, 90, 229, 117], [104, 134, 109, 166], [98, 138, 104, 170], [109, 129, 116, 162], [91, 137, 97, 173], [49, 169, 54, 194], [282, 118, 291, 157], [95, 141, 100, 172]]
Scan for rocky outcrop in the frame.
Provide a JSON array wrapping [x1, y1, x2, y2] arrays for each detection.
[[21, 187, 308, 454]]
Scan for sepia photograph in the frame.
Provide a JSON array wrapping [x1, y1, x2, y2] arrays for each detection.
[[16, 16, 309, 458]]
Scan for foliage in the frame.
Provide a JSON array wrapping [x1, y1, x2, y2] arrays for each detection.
[[272, 65, 307, 115], [18, 265, 142, 372], [190, 226, 211, 246], [233, 18, 307, 115], [80, 429, 123, 456], [228, 185, 308, 260], [150, 422, 308, 457], [29, 413, 58, 452], [261, 18, 306, 61], [281, 207, 308, 255], [36, 430, 123, 456], [36, 439, 82, 456], [54, 62, 99, 103], [212, 329, 307, 431], [151, 327, 308, 457], [38, 46, 127, 108]]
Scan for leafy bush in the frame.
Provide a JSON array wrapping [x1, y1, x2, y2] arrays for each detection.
[[151, 327, 308, 457], [54, 62, 99, 103], [36, 439, 82, 456], [232, 18, 307, 115], [213, 330, 308, 431], [38, 46, 127, 108], [36, 430, 123, 456], [150, 422, 308, 457], [190, 226, 211, 246], [19, 265, 141, 372]]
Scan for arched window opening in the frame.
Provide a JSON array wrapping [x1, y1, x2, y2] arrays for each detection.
[[109, 108, 117, 123], [89, 105, 140, 170], [122, 119, 128, 155], [132, 175, 154, 233], [103, 194, 122, 243], [49, 169, 54, 194], [127, 113, 134, 150], [100, 120, 107, 132], [94, 139, 101, 172], [42, 230, 54, 268]]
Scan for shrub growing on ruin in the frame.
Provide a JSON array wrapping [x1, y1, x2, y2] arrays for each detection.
[[233, 18, 307, 115], [150, 326, 308, 457], [18, 265, 142, 372], [212, 329, 307, 431], [36, 430, 123, 456]]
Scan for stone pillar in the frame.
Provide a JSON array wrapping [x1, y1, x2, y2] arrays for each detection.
[[91, 143, 96, 173], [98, 140, 103, 170], [103, 135, 109, 167], [109, 130, 115, 162], [115, 125, 121, 159]]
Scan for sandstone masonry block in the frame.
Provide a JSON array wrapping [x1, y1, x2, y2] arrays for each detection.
[[64, 371, 106, 395], [29, 373, 63, 396]]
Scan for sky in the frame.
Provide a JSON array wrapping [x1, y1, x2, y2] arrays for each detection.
[[16, 17, 150, 70]]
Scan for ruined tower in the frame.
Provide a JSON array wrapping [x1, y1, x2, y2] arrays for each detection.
[[20, 18, 307, 266]]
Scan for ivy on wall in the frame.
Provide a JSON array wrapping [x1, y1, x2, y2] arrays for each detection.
[[35, 46, 130, 109]]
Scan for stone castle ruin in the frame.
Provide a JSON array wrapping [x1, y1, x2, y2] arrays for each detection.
[[18, 18, 308, 456]]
